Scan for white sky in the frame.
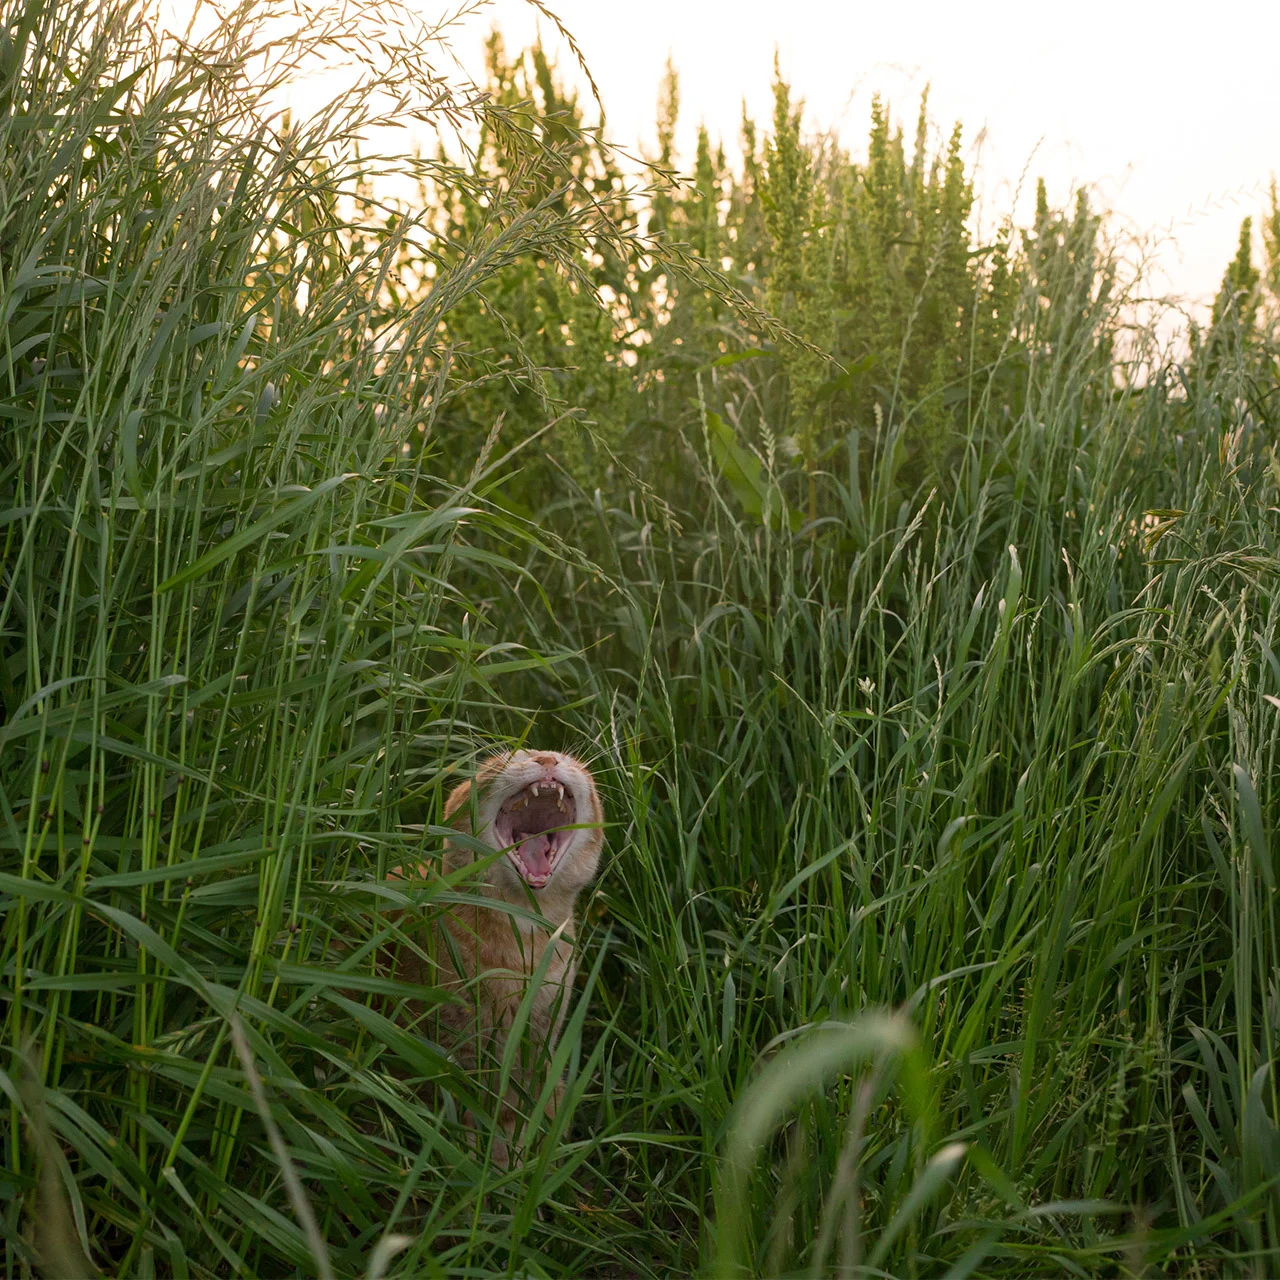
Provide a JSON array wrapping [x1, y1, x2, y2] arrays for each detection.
[[458, 0, 1280, 313], [159, 0, 1279, 313]]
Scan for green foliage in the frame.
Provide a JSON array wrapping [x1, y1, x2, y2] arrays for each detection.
[[4, 2, 1280, 1277], [1188, 215, 1263, 388], [0, 1, 631, 1272], [1187, 204, 1280, 420], [1213, 216, 1262, 335], [635, 73, 1083, 527], [422, 31, 648, 507]]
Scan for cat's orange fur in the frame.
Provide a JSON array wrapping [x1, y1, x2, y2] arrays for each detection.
[[392, 748, 604, 1160]]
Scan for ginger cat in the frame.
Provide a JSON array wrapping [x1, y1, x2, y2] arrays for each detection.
[[392, 749, 604, 1161]]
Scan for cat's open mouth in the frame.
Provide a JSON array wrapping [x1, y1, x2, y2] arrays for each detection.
[[494, 780, 575, 888]]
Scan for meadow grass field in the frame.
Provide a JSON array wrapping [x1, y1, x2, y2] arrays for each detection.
[[3, 0, 1280, 1275]]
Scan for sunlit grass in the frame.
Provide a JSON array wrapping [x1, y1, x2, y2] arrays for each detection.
[[2, 0, 1279, 1276]]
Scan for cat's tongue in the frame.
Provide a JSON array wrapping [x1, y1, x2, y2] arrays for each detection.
[[516, 834, 554, 883]]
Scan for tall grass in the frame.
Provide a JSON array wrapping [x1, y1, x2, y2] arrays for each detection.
[[3, 0, 1280, 1277], [508, 294, 1280, 1274], [0, 0, 631, 1272]]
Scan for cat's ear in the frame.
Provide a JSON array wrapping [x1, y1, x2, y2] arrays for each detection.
[[443, 777, 473, 825]]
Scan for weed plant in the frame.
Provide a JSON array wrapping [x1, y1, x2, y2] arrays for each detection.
[[2, 0, 1280, 1276]]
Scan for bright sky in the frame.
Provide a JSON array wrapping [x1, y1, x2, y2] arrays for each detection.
[[159, 0, 1279, 314], [461, 0, 1280, 313]]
